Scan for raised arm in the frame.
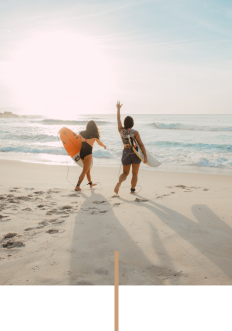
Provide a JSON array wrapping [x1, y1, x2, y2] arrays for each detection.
[[116, 100, 123, 133], [134, 131, 147, 163], [95, 138, 106, 149]]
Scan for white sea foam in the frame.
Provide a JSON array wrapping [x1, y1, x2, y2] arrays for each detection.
[[1, 114, 232, 171], [93, 149, 114, 158], [34, 119, 110, 126], [151, 122, 232, 132]]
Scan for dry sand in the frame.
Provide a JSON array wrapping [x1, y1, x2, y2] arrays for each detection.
[[0, 159, 232, 285]]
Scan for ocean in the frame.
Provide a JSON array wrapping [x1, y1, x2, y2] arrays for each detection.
[[1, 114, 232, 175]]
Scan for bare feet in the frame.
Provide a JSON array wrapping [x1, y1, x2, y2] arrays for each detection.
[[75, 186, 81, 191], [130, 190, 136, 194], [90, 183, 97, 188], [114, 182, 121, 195]]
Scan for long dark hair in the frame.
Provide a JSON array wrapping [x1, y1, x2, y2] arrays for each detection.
[[124, 116, 134, 129], [85, 120, 100, 139]]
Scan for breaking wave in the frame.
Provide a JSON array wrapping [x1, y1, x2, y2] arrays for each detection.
[[34, 119, 110, 126], [149, 141, 232, 151], [0, 145, 66, 155], [1, 145, 115, 159], [150, 122, 232, 132]]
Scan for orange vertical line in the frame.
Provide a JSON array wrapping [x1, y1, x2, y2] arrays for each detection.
[[115, 251, 119, 331]]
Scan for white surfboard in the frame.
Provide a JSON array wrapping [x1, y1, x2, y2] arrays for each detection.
[[72, 152, 93, 168], [128, 136, 161, 167]]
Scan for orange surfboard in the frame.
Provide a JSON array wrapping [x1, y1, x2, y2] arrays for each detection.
[[59, 127, 93, 168], [59, 127, 82, 157]]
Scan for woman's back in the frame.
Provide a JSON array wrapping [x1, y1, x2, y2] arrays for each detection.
[[80, 130, 98, 147], [120, 128, 137, 147]]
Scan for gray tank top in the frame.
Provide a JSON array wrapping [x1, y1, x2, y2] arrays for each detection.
[[120, 128, 136, 147]]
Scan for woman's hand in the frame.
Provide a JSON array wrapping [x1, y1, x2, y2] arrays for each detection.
[[104, 145, 106, 149], [116, 100, 123, 110], [143, 156, 148, 164]]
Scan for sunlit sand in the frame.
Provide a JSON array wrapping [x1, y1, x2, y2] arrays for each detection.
[[1, 159, 232, 285]]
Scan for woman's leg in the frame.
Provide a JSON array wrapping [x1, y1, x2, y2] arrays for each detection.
[[114, 164, 131, 194], [131, 163, 141, 193], [86, 168, 97, 188], [75, 155, 92, 191]]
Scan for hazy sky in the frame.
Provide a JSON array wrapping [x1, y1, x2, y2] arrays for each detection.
[[0, 0, 231, 115]]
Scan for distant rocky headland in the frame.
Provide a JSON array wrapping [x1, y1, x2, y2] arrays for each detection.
[[0, 111, 20, 118]]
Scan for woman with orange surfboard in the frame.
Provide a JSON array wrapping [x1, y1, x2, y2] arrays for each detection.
[[75, 120, 106, 191]]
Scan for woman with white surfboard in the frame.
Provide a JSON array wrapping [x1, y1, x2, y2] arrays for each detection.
[[114, 101, 148, 195], [75, 120, 106, 191]]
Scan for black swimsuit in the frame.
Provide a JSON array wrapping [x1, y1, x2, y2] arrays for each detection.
[[80, 141, 92, 160], [79, 131, 97, 160]]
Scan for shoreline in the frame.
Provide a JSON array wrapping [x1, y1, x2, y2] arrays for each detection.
[[0, 152, 232, 176]]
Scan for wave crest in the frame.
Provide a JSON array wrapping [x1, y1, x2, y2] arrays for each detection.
[[150, 141, 232, 151], [35, 119, 110, 126], [1, 145, 115, 159], [150, 122, 232, 132]]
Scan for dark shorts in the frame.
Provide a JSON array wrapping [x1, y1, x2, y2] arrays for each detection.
[[121, 148, 141, 165]]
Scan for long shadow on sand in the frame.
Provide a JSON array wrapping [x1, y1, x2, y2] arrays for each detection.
[[118, 194, 232, 282], [69, 189, 181, 285]]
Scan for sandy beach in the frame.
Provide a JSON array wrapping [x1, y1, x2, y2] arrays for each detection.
[[0, 159, 232, 285]]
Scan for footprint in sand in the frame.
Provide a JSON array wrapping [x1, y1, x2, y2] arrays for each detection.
[[46, 209, 69, 216], [0, 215, 9, 220], [38, 221, 49, 226], [91, 210, 108, 214], [3, 241, 25, 248], [37, 219, 65, 229], [47, 190, 60, 194], [8, 199, 19, 204], [93, 201, 107, 204], [59, 205, 73, 210], [7, 194, 15, 198], [46, 229, 59, 234], [135, 198, 149, 202], [49, 219, 65, 224], [22, 208, 33, 212], [176, 185, 187, 189], [37, 204, 46, 208], [4, 233, 17, 239], [24, 226, 44, 232], [113, 203, 122, 206], [18, 196, 32, 201], [34, 191, 45, 195], [81, 207, 97, 211]]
